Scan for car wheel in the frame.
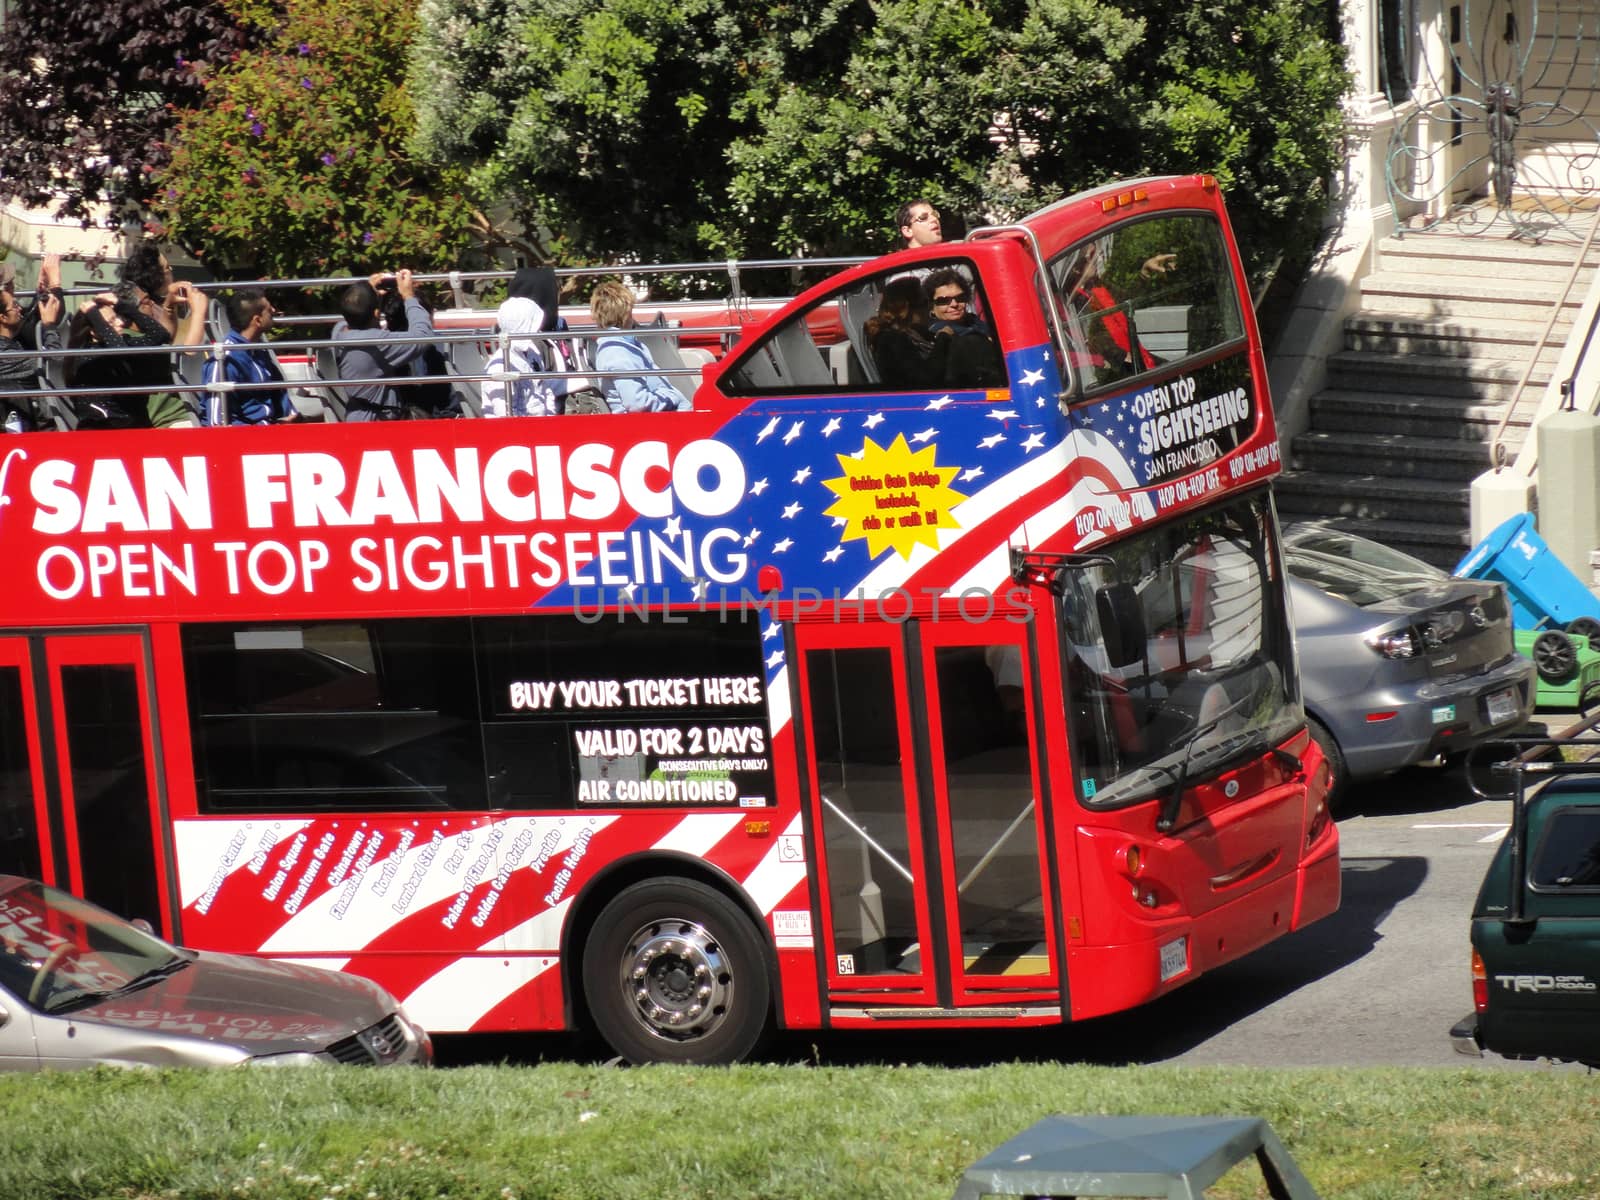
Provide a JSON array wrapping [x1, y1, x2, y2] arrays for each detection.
[[1567, 616, 1600, 647], [582, 878, 771, 1065], [1533, 630, 1578, 683], [1307, 717, 1347, 809]]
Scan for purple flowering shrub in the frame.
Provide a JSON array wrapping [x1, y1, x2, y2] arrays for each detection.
[[155, 0, 473, 276]]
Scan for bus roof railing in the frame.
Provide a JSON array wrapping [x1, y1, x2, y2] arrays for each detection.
[[50, 255, 872, 304]]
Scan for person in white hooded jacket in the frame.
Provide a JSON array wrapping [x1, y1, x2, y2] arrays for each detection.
[[481, 295, 560, 418]]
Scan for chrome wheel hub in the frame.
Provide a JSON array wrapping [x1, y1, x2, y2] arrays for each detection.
[[619, 918, 732, 1042]]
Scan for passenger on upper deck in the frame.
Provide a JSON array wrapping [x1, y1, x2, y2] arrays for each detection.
[[865, 277, 948, 389], [924, 268, 1005, 388], [201, 289, 297, 426], [333, 269, 435, 421], [897, 199, 943, 249], [67, 276, 205, 431], [122, 244, 206, 427], [503, 266, 603, 408], [0, 255, 63, 433], [482, 296, 559, 418], [380, 282, 463, 419], [590, 281, 692, 413]]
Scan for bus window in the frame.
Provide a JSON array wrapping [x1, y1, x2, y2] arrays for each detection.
[[723, 259, 1006, 394], [806, 646, 923, 976], [475, 611, 771, 811], [1058, 491, 1300, 808], [183, 620, 484, 813], [57, 664, 161, 924], [931, 643, 1046, 974], [1051, 213, 1245, 393], [0, 666, 41, 880]]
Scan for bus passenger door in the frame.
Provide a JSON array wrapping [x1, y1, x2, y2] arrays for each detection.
[[39, 635, 168, 931], [794, 625, 940, 1004], [916, 622, 1057, 1003]]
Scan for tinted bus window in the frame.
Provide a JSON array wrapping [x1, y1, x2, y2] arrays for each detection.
[[184, 620, 484, 813], [476, 611, 772, 810], [1050, 213, 1245, 394], [0, 667, 41, 880], [60, 665, 161, 924]]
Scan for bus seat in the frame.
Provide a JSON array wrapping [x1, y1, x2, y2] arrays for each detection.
[[27, 320, 74, 429], [315, 345, 347, 421], [1136, 304, 1190, 363], [636, 321, 695, 404], [767, 320, 834, 388], [828, 342, 876, 387], [205, 297, 229, 344], [838, 287, 882, 383], [272, 352, 330, 421]]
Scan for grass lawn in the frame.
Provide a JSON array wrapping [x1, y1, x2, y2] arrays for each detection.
[[0, 1062, 1596, 1199]]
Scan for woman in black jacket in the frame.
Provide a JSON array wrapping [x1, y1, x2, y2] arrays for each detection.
[[865, 277, 948, 389]]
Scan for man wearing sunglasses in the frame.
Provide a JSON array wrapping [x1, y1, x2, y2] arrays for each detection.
[[896, 199, 943, 250], [0, 254, 64, 433], [924, 268, 1005, 387]]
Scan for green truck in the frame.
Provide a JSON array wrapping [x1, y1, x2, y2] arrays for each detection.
[[1454, 740, 1600, 1067]]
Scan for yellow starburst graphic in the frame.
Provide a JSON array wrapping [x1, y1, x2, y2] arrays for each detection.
[[822, 434, 969, 561]]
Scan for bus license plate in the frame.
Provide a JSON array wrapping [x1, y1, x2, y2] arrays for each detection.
[[1159, 937, 1188, 982], [1486, 687, 1519, 726]]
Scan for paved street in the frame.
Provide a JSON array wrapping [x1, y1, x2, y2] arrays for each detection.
[[440, 727, 1595, 1071]]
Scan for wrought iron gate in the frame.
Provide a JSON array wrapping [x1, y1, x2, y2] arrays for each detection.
[[1383, 0, 1600, 239]]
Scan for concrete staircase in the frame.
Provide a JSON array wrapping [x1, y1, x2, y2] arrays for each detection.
[[1275, 230, 1597, 569]]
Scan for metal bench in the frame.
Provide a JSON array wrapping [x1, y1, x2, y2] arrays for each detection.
[[951, 1115, 1321, 1200]]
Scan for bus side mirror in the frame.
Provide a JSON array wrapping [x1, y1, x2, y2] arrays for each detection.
[[1096, 583, 1145, 669]]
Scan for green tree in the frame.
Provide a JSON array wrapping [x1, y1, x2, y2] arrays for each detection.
[[411, 0, 1347, 285], [156, 0, 478, 277]]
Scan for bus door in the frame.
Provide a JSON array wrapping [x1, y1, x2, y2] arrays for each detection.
[[34, 634, 168, 931], [916, 620, 1057, 1004], [794, 620, 1057, 1011]]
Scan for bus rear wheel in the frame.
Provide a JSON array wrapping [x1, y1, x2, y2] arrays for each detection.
[[582, 879, 771, 1065]]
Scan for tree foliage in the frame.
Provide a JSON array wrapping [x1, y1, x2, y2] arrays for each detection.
[[0, 1, 252, 227], [155, 0, 478, 277], [411, 0, 1348, 283]]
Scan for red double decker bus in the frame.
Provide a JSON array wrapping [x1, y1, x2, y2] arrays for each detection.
[[0, 175, 1338, 1062]]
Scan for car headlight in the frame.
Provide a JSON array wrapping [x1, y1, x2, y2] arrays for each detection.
[[243, 1051, 331, 1068]]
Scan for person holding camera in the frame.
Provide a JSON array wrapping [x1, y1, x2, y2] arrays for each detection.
[[65, 278, 205, 431], [0, 254, 64, 433], [332, 269, 436, 421], [119, 243, 207, 426]]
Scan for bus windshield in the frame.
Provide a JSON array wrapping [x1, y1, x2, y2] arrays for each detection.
[[1058, 490, 1300, 808]]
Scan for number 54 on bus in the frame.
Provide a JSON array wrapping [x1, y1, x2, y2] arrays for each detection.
[[0, 174, 1338, 1063]]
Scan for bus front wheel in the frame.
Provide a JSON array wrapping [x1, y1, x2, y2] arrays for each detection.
[[582, 878, 771, 1065]]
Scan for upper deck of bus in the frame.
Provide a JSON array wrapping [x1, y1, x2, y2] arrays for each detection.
[[0, 173, 1279, 629]]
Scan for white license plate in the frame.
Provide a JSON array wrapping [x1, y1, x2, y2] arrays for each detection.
[[1486, 687, 1519, 726], [1159, 936, 1188, 982]]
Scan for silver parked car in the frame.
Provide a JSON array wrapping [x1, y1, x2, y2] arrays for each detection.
[[0, 875, 431, 1070], [1281, 522, 1536, 803]]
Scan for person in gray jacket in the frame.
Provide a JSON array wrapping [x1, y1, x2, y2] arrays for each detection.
[[0, 255, 63, 432], [332, 268, 435, 421]]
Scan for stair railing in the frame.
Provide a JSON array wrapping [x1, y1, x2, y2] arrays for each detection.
[[1489, 206, 1600, 473]]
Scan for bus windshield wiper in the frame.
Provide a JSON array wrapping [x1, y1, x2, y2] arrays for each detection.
[[1154, 723, 1302, 833]]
